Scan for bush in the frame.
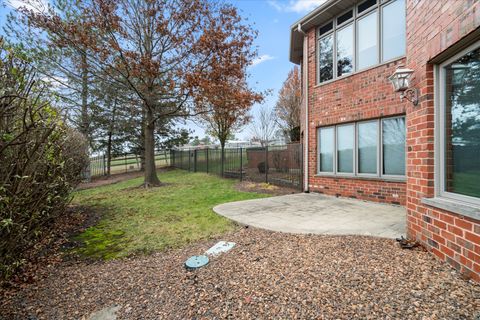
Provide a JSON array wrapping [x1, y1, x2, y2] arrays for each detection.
[[0, 40, 88, 279], [257, 161, 269, 174]]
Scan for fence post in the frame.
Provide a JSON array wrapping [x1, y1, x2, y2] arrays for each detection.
[[206, 148, 209, 174], [103, 154, 106, 176], [265, 145, 268, 183], [194, 149, 197, 172], [239, 147, 243, 181], [125, 153, 127, 173]]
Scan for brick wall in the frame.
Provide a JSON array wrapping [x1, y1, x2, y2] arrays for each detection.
[[304, 26, 407, 205], [405, 0, 480, 282], [302, 0, 480, 281]]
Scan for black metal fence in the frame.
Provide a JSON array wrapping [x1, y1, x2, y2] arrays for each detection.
[[88, 150, 170, 178], [171, 143, 303, 190]]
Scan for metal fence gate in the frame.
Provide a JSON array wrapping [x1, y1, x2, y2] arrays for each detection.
[[171, 143, 303, 190]]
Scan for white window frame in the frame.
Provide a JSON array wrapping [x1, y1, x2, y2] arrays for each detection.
[[316, 116, 406, 180], [316, 0, 406, 85], [435, 40, 480, 207]]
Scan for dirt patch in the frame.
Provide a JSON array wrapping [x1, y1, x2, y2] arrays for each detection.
[[77, 171, 144, 190], [2, 228, 479, 319], [235, 181, 299, 196]]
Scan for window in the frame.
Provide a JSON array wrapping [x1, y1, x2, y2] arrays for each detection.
[[357, 11, 378, 70], [382, 117, 405, 175], [382, 0, 406, 61], [358, 0, 376, 14], [337, 124, 354, 173], [317, 116, 405, 178], [337, 24, 354, 77], [319, 21, 333, 35], [318, 127, 334, 172], [319, 34, 334, 82], [437, 42, 480, 203], [317, 0, 405, 84], [337, 10, 353, 26], [358, 121, 378, 174]]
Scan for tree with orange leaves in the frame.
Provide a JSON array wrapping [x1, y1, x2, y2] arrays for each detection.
[[187, 8, 263, 173], [21, 0, 258, 187], [275, 66, 301, 142]]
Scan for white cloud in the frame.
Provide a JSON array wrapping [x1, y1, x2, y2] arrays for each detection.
[[251, 54, 275, 67], [268, 0, 326, 13], [7, 0, 49, 13]]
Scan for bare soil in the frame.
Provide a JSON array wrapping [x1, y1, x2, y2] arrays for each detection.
[[2, 227, 479, 319], [235, 181, 299, 196]]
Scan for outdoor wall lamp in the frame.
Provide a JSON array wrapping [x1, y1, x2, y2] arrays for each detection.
[[388, 66, 419, 106]]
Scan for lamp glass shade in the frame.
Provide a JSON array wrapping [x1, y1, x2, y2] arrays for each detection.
[[388, 67, 414, 92]]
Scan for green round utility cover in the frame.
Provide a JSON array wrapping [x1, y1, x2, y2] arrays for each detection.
[[185, 255, 209, 270]]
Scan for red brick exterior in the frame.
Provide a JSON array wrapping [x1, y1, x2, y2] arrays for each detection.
[[301, 0, 480, 281], [405, 0, 480, 283]]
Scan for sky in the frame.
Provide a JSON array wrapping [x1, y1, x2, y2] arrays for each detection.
[[0, 0, 326, 141], [189, 0, 325, 141]]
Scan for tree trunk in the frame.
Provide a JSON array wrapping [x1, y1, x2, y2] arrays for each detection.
[[139, 107, 146, 171], [106, 100, 117, 176], [106, 130, 112, 176], [220, 140, 225, 177], [80, 51, 89, 142], [144, 105, 160, 187]]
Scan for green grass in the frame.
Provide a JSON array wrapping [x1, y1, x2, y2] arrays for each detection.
[[72, 169, 268, 260]]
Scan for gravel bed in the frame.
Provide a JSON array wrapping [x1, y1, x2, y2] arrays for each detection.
[[2, 228, 479, 319]]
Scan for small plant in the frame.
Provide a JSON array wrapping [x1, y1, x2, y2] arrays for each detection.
[[257, 161, 269, 174]]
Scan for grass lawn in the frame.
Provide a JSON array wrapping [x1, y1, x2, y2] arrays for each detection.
[[72, 169, 269, 259]]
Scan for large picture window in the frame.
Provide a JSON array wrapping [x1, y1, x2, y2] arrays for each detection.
[[357, 11, 378, 70], [382, 117, 406, 175], [337, 124, 354, 173], [358, 121, 378, 174], [317, 0, 405, 84], [382, 0, 406, 61], [318, 127, 335, 172], [437, 42, 480, 204], [317, 116, 406, 178]]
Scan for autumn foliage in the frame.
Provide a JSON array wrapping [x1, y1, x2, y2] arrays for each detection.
[[186, 8, 264, 149], [275, 66, 301, 142], [20, 0, 260, 186]]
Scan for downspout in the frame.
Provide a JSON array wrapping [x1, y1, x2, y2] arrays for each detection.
[[297, 23, 309, 193]]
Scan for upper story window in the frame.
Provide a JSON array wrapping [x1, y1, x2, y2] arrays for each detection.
[[317, 0, 406, 84]]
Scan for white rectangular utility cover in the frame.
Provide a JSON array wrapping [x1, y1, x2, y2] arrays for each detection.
[[205, 241, 236, 256]]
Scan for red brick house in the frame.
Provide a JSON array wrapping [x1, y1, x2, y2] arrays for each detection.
[[290, 0, 480, 281]]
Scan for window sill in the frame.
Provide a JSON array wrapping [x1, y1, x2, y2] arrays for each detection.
[[314, 173, 406, 183], [314, 56, 406, 88], [421, 197, 480, 220]]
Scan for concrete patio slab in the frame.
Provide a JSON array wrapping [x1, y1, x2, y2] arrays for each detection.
[[213, 193, 406, 238]]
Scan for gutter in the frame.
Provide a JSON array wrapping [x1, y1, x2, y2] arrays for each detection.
[[297, 24, 309, 193]]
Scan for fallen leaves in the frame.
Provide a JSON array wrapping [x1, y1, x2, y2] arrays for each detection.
[[1, 228, 479, 319]]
